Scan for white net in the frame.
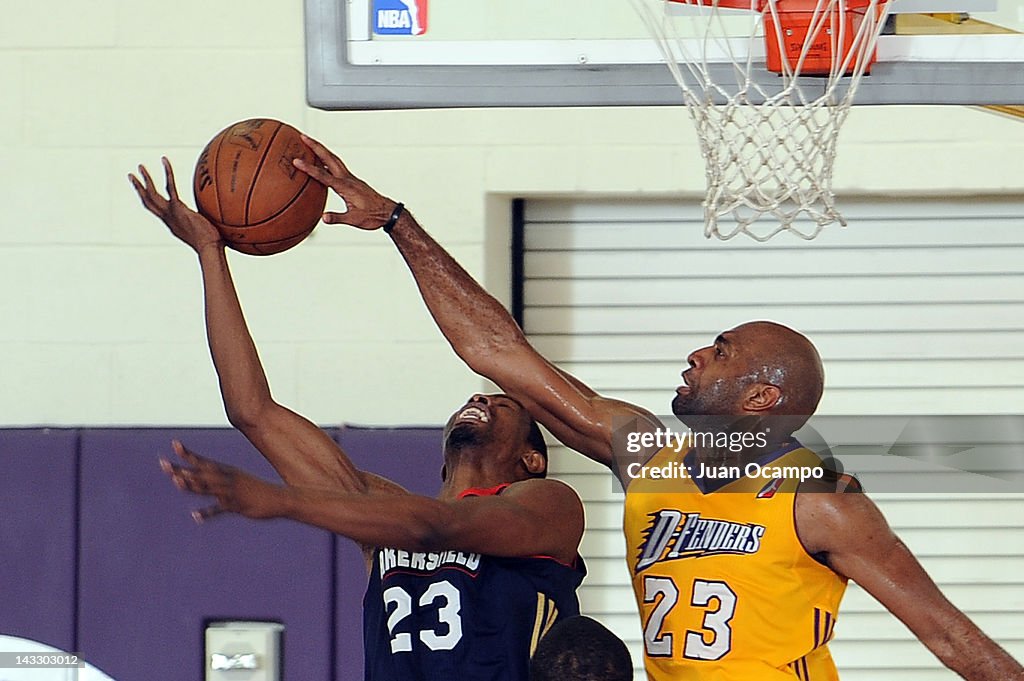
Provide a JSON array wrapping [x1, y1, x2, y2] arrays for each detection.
[[632, 0, 892, 240]]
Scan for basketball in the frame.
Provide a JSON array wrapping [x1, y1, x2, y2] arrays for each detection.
[[192, 118, 327, 255]]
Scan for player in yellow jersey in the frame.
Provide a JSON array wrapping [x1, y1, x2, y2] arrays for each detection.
[[624, 431, 848, 680], [619, 326, 850, 681], [292, 139, 1024, 681]]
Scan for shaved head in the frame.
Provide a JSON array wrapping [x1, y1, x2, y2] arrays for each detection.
[[731, 321, 824, 419], [673, 320, 824, 434]]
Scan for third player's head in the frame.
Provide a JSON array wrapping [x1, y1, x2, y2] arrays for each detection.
[[672, 321, 824, 433], [443, 393, 548, 480]]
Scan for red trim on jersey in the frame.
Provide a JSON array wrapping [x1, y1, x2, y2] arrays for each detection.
[[457, 483, 512, 499], [526, 553, 584, 570], [455, 482, 585, 572], [386, 565, 482, 580]]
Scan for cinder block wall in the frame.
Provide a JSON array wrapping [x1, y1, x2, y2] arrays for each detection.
[[1, 1, 1022, 430]]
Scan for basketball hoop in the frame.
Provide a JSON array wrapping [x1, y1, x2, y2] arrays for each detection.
[[632, 0, 892, 240]]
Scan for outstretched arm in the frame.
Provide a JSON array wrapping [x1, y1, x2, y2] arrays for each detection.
[[797, 488, 1024, 681], [129, 159, 367, 491], [389, 216, 660, 472], [293, 139, 662, 474], [163, 441, 584, 564]]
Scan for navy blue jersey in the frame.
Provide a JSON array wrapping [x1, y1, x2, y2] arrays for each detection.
[[362, 484, 586, 681]]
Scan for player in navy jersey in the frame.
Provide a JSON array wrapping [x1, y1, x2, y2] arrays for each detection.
[[130, 159, 585, 681], [362, 476, 584, 681]]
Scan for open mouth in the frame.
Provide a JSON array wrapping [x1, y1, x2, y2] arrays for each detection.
[[678, 372, 695, 396], [454, 405, 489, 424]]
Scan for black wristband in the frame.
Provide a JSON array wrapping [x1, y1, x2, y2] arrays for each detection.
[[382, 202, 405, 234]]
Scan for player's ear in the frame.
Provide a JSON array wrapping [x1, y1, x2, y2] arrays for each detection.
[[520, 450, 547, 478], [744, 383, 782, 412]]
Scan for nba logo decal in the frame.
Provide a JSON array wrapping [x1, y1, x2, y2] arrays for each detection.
[[373, 0, 427, 36]]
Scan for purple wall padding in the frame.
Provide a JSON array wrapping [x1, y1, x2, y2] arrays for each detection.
[[0, 429, 78, 651], [77, 429, 335, 681], [333, 427, 444, 681]]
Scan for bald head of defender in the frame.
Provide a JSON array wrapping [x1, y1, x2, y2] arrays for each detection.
[[672, 321, 824, 435]]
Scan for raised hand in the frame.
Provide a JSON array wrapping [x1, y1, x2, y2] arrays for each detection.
[[160, 440, 285, 523], [129, 157, 223, 253], [292, 134, 398, 230]]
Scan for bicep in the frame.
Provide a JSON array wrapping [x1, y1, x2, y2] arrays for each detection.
[[441, 481, 583, 562]]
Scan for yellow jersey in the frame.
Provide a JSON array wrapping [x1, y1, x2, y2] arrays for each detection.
[[623, 441, 847, 681]]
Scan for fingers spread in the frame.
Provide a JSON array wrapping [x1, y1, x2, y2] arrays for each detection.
[[172, 439, 204, 467], [192, 504, 225, 524], [138, 164, 156, 192], [165, 442, 222, 493], [162, 156, 180, 201], [130, 164, 170, 216], [159, 457, 189, 486], [292, 158, 335, 187], [163, 464, 204, 494], [160, 444, 237, 523], [129, 174, 155, 209], [299, 133, 345, 176]]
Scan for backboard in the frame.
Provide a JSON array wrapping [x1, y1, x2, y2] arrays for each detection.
[[305, 0, 1024, 109]]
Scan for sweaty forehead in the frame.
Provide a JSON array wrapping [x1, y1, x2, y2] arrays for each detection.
[[727, 322, 782, 346], [713, 326, 779, 363], [716, 329, 747, 352]]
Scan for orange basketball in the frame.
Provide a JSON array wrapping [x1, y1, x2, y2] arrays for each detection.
[[193, 119, 327, 255]]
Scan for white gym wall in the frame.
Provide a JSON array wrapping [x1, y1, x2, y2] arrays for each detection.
[[0, 3, 1022, 680], [1, 2, 1023, 427]]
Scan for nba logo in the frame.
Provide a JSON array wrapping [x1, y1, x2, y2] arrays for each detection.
[[373, 0, 427, 36]]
